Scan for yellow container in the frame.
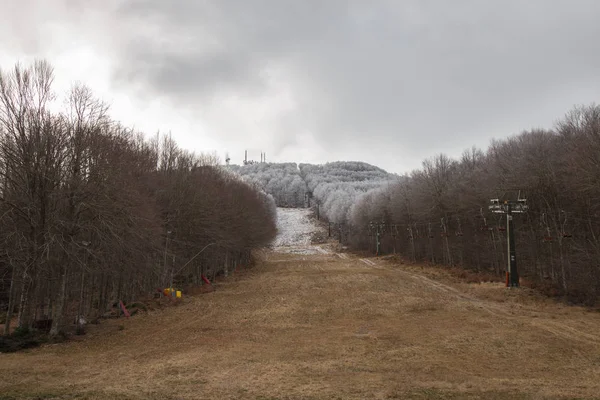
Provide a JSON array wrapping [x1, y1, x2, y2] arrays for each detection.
[[163, 288, 181, 298]]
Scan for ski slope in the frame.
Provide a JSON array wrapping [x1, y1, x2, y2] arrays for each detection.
[[273, 208, 328, 255]]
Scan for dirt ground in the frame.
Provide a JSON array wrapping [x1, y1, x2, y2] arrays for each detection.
[[1, 248, 599, 399]]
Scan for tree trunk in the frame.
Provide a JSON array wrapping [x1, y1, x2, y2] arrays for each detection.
[[558, 240, 568, 292], [77, 269, 85, 333], [429, 237, 435, 264], [16, 269, 31, 329], [444, 235, 452, 266], [50, 264, 68, 337], [3, 266, 16, 335], [88, 274, 95, 317]]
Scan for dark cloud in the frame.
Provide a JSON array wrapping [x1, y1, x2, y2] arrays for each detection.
[[111, 0, 600, 172], [4, 0, 600, 173], [113, 1, 344, 97]]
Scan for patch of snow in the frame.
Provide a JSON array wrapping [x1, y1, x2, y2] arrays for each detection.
[[273, 208, 327, 255]]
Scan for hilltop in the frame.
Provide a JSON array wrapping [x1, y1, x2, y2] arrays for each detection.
[[227, 161, 395, 222]]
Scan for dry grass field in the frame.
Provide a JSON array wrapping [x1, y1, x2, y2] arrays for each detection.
[[1, 248, 599, 399]]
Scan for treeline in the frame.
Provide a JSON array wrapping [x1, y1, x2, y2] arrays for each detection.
[[0, 61, 277, 336], [228, 162, 306, 207], [300, 162, 393, 223], [345, 105, 600, 304]]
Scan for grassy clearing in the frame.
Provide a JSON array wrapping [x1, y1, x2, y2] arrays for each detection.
[[1, 250, 599, 399]]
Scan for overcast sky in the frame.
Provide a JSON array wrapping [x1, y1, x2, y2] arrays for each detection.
[[1, 0, 599, 173]]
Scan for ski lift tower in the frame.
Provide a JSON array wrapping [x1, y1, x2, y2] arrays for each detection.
[[489, 196, 528, 287]]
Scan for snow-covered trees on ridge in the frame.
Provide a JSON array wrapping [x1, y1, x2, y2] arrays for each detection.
[[228, 161, 395, 225], [300, 162, 394, 223], [227, 163, 307, 207]]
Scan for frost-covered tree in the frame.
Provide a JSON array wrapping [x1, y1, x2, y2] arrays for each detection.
[[300, 161, 394, 224], [227, 163, 307, 207]]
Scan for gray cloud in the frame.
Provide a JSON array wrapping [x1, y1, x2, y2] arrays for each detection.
[[111, 0, 600, 172], [3, 0, 600, 173]]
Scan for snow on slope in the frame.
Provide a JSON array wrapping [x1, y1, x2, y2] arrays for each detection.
[[273, 208, 328, 255]]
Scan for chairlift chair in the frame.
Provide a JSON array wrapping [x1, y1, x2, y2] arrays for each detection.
[[497, 215, 506, 232], [478, 208, 493, 232]]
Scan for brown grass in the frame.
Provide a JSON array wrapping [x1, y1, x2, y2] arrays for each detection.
[[1, 251, 599, 399]]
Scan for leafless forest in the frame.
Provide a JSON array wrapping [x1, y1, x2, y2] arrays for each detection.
[[0, 61, 277, 338], [346, 107, 600, 305]]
